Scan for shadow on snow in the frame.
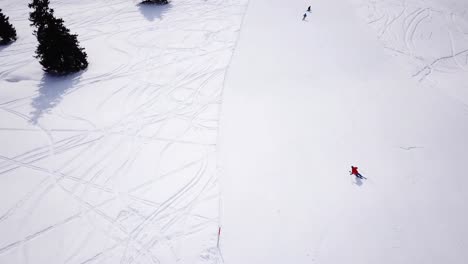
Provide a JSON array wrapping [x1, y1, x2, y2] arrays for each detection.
[[354, 177, 364, 186], [0, 42, 14, 52], [30, 72, 83, 124], [137, 2, 172, 22]]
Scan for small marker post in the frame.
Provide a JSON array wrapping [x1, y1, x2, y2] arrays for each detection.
[[217, 226, 221, 248]]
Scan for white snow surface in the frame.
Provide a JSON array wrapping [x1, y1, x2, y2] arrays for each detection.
[[218, 0, 468, 263], [0, 0, 247, 263], [1, 0, 468, 263]]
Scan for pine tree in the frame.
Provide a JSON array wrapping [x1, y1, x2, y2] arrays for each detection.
[[28, 0, 51, 27], [29, 0, 88, 74], [141, 0, 169, 5], [0, 9, 17, 45]]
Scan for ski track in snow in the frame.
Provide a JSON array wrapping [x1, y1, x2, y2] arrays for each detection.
[[0, 0, 248, 263], [353, 0, 468, 106]]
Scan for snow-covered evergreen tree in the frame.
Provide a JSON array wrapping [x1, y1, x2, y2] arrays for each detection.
[[29, 0, 88, 74], [0, 9, 17, 45]]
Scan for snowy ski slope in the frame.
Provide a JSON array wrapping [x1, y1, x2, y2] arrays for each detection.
[[219, 0, 468, 263], [0, 0, 247, 263], [353, 0, 468, 105], [1, 0, 468, 263]]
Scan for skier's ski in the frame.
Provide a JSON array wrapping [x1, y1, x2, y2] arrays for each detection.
[[349, 171, 367, 180]]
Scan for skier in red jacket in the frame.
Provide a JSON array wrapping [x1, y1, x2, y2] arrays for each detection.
[[350, 166, 365, 179]]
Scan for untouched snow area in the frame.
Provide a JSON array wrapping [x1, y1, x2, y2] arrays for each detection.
[[219, 0, 468, 263], [1, 0, 468, 263], [0, 0, 247, 263]]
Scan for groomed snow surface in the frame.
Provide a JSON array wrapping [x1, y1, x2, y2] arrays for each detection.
[[1, 0, 468, 263]]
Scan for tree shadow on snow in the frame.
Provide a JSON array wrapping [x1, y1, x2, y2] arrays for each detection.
[[137, 2, 172, 22], [30, 72, 83, 124], [0, 42, 14, 52]]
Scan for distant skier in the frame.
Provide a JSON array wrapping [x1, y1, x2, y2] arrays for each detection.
[[303, 13, 307, 20], [307, 6, 311, 12], [350, 166, 366, 179]]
